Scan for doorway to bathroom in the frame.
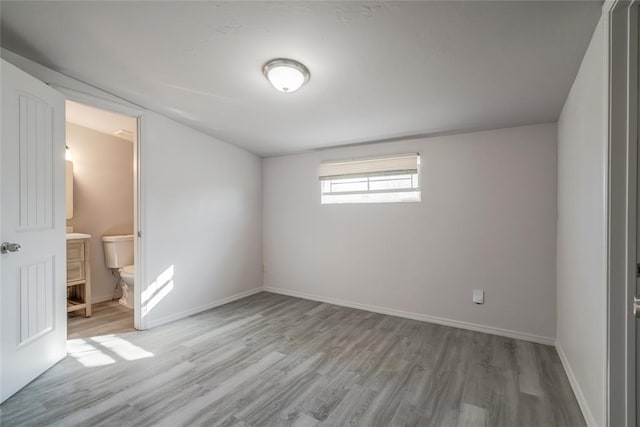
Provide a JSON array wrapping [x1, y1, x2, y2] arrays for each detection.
[[64, 100, 139, 339]]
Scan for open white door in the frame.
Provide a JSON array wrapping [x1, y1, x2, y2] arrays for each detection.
[[0, 59, 66, 403]]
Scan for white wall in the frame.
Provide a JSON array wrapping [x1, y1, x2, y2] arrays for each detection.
[[141, 112, 263, 327], [66, 123, 134, 302], [0, 49, 264, 329], [556, 17, 606, 427], [263, 123, 558, 343]]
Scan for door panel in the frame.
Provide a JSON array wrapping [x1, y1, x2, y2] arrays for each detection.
[[19, 258, 54, 345], [1, 59, 66, 403], [17, 94, 54, 230]]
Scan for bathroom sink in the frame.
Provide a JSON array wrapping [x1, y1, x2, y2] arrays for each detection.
[[66, 232, 91, 240]]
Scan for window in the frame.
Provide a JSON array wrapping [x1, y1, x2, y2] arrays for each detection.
[[319, 154, 421, 204]]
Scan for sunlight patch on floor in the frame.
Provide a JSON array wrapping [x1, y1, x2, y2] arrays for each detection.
[[90, 335, 154, 361], [67, 334, 154, 367], [67, 338, 116, 367]]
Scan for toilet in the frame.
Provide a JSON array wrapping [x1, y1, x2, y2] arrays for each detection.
[[101, 234, 135, 309]]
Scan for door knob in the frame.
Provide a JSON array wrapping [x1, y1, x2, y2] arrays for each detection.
[[1, 242, 21, 254], [635, 297, 640, 318]]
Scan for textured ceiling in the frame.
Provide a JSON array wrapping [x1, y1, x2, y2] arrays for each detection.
[[1, 1, 602, 156]]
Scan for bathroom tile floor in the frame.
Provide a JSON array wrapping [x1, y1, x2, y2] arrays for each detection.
[[67, 300, 134, 339], [2, 292, 585, 426]]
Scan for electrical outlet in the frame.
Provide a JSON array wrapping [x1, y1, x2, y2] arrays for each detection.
[[473, 289, 484, 304]]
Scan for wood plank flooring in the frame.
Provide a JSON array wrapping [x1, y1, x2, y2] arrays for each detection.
[[68, 300, 134, 339], [0, 292, 586, 426]]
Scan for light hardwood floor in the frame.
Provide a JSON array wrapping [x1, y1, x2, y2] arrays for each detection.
[[0, 292, 585, 426], [68, 300, 134, 339]]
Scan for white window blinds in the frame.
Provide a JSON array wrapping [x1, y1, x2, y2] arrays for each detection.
[[318, 153, 420, 181], [319, 154, 421, 204]]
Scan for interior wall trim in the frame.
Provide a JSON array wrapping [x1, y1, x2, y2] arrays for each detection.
[[145, 287, 263, 329], [556, 341, 598, 427], [263, 286, 556, 346], [91, 294, 120, 305]]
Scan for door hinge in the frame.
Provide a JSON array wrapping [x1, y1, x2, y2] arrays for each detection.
[[636, 263, 640, 277]]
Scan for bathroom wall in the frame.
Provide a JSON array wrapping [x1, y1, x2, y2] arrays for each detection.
[[66, 122, 134, 303]]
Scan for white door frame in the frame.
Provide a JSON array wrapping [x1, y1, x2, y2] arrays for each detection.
[[52, 85, 148, 331], [606, 1, 638, 426]]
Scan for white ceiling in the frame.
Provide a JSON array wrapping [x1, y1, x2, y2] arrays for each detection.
[[66, 100, 137, 142], [1, 1, 602, 156]]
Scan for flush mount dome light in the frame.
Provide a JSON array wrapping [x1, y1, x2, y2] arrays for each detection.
[[263, 58, 310, 93]]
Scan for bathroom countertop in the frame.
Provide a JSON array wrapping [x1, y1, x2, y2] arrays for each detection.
[[66, 232, 91, 240]]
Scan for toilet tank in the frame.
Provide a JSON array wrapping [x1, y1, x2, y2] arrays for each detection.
[[101, 235, 134, 269]]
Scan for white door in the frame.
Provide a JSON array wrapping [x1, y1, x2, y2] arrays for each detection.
[[0, 59, 66, 403]]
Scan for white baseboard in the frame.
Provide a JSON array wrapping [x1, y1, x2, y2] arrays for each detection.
[[92, 294, 119, 304], [555, 341, 597, 427], [263, 286, 555, 346], [146, 287, 263, 329]]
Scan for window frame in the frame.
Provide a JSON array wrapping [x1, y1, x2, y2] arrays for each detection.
[[319, 154, 421, 205]]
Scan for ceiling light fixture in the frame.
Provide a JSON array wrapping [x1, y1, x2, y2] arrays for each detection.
[[263, 58, 310, 93]]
